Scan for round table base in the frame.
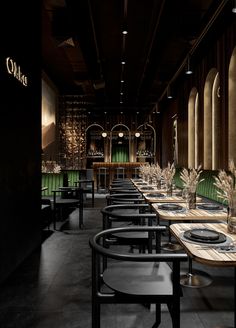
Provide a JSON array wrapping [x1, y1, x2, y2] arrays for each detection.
[[212, 326, 233, 328], [180, 269, 212, 288], [162, 241, 183, 252]]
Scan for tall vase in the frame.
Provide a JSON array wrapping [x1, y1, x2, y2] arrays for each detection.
[[227, 190, 236, 234], [156, 178, 162, 189], [166, 182, 172, 196], [188, 192, 196, 209]]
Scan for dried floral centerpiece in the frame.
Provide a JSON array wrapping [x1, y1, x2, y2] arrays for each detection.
[[139, 164, 150, 182], [152, 163, 162, 189], [180, 166, 204, 209], [162, 162, 175, 195], [42, 160, 62, 174], [214, 160, 236, 233]]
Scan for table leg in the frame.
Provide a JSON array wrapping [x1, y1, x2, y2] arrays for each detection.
[[162, 220, 183, 251]]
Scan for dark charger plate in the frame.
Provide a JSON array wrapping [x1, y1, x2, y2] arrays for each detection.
[[140, 186, 154, 190], [158, 203, 183, 211], [197, 203, 222, 211], [146, 193, 165, 198], [184, 228, 226, 244]]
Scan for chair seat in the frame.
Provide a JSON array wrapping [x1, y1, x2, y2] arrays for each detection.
[[103, 261, 173, 296], [112, 231, 149, 240]]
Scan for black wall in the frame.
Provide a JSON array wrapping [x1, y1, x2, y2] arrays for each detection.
[[0, 1, 41, 282]]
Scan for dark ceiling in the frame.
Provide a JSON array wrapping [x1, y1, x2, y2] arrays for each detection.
[[42, 0, 232, 117]]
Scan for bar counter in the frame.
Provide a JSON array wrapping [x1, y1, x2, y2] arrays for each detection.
[[92, 162, 147, 190]]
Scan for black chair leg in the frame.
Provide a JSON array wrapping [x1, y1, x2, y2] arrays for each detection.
[[169, 299, 180, 328], [151, 303, 161, 328], [92, 300, 100, 328]]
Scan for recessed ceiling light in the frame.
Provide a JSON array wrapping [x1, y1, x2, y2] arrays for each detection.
[[121, 80, 124, 83], [122, 30, 128, 35], [120, 101, 123, 104], [120, 92, 123, 95], [121, 61, 126, 65]]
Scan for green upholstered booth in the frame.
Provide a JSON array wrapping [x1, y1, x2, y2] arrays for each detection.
[[42, 170, 80, 196], [174, 168, 226, 205]]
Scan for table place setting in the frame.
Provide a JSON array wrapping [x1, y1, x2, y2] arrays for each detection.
[[197, 203, 223, 211], [135, 182, 148, 186], [180, 227, 235, 250], [139, 186, 155, 191], [152, 201, 228, 220], [144, 192, 166, 198], [158, 203, 183, 211], [170, 223, 236, 261]]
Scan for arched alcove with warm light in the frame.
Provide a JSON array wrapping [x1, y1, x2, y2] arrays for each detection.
[[228, 46, 236, 164], [85, 123, 105, 168], [203, 68, 218, 169], [136, 123, 156, 164], [111, 124, 130, 162], [188, 87, 198, 168]]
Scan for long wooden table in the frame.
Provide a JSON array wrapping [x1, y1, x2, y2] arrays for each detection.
[[170, 222, 236, 328], [151, 201, 227, 265]]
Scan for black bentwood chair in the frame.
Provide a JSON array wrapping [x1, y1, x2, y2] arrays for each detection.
[[101, 203, 157, 253], [89, 226, 188, 328], [106, 192, 144, 205]]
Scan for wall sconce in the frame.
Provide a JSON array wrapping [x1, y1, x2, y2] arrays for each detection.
[[118, 132, 124, 138], [135, 132, 140, 137], [185, 56, 193, 75], [102, 132, 107, 138]]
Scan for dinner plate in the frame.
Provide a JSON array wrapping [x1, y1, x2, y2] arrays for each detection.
[[184, 229, 226, 244], [140, 186, 154, 190], [197, 203, 222, 211], [190, 228, 219, 240], [146, 193, 165, 198], [158, 203, 183, 211]]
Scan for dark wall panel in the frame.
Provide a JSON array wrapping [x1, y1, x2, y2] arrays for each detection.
[[0, 1, 41, 282]]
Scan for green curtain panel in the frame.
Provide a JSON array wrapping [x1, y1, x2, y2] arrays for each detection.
[[112, 145, 129, 162]]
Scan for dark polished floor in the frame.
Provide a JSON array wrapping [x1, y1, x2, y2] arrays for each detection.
[[0, 194, 234, 328]]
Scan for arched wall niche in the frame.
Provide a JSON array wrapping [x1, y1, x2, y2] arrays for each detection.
[[212, 72, 220, 169], [203, 68, 218, 169], [228, 46, 236, 164], [85, 123, 106, 167], [188, 87, 198, 168], [137, 124, 156, 153], [110, 124, 130, 162]]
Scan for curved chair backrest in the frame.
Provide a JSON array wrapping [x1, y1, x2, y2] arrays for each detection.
[[106, 193, 144, 205], [109, 188, 139, 194], [101, 203, 156, 229], [89, 226, 188, 328]]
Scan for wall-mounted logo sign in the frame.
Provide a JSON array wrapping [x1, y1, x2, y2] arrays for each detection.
[[6, 57, 28, 87]]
